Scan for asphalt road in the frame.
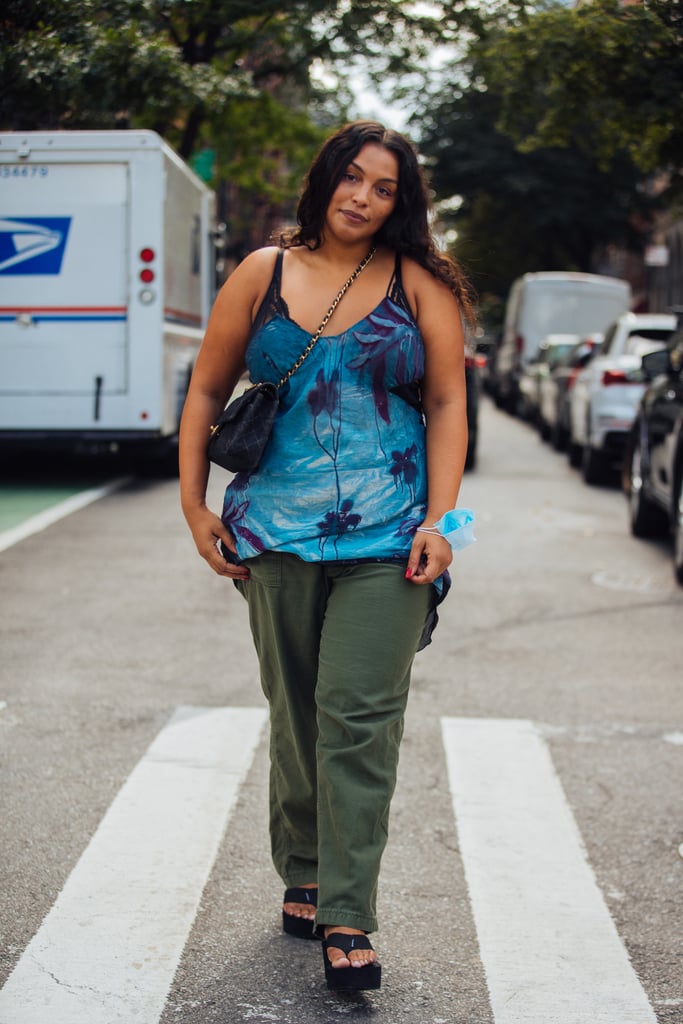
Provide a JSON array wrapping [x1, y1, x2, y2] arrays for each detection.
[[1, 397, 681, 1024]]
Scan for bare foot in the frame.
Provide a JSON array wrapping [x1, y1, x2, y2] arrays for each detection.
[[324, 926, 377, 968], [283, 883, 317, 921]]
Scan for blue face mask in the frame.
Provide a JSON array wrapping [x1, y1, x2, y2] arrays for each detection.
[[419, 508, 476, 550]]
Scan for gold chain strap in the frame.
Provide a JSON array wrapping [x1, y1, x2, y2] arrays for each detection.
[[276, 247, 376, 389]]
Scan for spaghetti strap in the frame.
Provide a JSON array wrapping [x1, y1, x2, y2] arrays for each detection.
[[251, 249, 287, 334], [387, 252, 412, 315]]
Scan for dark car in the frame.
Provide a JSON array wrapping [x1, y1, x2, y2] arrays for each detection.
[[464, 339, 486, 471], [623, 326, 683, 585]]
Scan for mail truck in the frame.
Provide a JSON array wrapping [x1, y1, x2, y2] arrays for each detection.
[[0, 130, 217, 464]]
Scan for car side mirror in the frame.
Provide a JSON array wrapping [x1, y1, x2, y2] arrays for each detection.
[[641, 347, 672, 379]]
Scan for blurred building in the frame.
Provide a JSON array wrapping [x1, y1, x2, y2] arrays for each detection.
[[647, 216, 683, 316]]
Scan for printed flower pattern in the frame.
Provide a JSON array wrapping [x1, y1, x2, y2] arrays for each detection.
[[222, 485, 265, 552], [308, 364, 341, 463], [390, 444, 419, 499], [348, 308, 423, 426], [317, 498, 362, 557]]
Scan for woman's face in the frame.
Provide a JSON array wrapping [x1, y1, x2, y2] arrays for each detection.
[[324, 143, 399, 244]]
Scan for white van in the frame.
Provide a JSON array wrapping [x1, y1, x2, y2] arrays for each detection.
[[492, 272, 631, 412]]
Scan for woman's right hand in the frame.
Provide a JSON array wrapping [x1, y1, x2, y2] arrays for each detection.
[[186, 506, 250, 580]]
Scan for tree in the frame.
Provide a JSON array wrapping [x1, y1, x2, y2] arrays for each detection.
[[0, 2, 326, 152], [0, 0, 488, 253], [484, 0, 683, 177], [416, 0, 682, 315], [0, 0, 490, 153], [420, 85, 648, 296]]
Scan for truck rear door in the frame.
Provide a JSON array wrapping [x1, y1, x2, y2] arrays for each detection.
[[0, 159, 128, 420]]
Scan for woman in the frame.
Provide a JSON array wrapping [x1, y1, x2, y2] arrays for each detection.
[[179, 121, 475, 991]]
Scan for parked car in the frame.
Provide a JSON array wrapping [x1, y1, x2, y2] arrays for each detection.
[[623, 327, 683, 585], [517, 334, 579, 424], [568, 312, 678, 483], [464, 339, 485, 470], [490, 271, 631, 413], [473, 332, 498, 394], [538, 334, 602, 449]]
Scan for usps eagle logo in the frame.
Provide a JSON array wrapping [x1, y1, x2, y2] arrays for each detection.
[[0, 217, 71, 275]]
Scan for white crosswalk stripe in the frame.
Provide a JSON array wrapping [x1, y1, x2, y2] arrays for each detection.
[[0, 706, 267, 1024], [441, 716, 658, 1024], [0, 712, 660, 1022]]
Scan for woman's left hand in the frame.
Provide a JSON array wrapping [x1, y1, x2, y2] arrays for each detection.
[[404, 531, 452, 584]]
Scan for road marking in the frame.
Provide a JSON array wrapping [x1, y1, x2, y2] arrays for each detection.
[[0, 477, 131, 552], [0, 705, 267, 1024], [591, 568, 674, 596], [441, 717, 657, 1024]]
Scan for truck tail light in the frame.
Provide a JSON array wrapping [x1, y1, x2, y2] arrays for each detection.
[[138, 247, 156, 296]]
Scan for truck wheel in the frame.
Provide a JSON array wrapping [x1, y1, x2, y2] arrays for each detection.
[[629, 441, 667, 538], [674, 471, 683, 585]]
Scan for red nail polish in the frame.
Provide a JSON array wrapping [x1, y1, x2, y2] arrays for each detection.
[[404, 567, 413, 579]]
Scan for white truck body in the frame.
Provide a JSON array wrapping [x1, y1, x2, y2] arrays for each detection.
[[0, 130, 216, 455], [493, 271, 631, 411]]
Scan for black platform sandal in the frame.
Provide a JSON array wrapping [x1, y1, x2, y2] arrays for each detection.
[[282, 886, 319, 940], [322, 932, 382, 991]]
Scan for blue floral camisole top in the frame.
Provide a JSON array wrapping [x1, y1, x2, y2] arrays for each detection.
[[221, 249, 429, 565]]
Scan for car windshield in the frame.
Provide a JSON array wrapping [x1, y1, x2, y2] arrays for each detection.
[[547, 343, 576, 367]]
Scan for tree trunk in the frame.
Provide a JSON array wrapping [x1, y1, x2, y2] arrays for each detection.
[[179, 105, 204, 160]]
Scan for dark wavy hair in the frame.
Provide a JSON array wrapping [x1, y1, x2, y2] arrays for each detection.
[[281, 121, 476, 326]]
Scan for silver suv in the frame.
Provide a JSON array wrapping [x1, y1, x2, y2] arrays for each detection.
[[568, 312, 677, 483]]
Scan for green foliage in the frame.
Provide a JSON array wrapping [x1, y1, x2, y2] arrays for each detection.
[[0, 0, 354, 252], [0, 1, 311, 144], [483, 0, 683, 174], [4, 0, 679, 284], [0, 0, 494, 254], [416, 0, 682, 310], [207, 92, 329, 257], [420, 85, 645, 298], [0, 0, 486, 144]]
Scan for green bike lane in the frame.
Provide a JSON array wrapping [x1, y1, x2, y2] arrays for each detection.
[[0, 467, 130, 551]]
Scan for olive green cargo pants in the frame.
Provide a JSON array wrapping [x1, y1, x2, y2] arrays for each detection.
[[236, 551, 430, 934]]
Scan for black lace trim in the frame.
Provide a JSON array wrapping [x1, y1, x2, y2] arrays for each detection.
[[250, 249, 412, 337], [251, 250, 287, 335]]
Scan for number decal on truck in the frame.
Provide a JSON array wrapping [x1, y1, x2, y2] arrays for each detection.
[[0, 166, 49, 178]]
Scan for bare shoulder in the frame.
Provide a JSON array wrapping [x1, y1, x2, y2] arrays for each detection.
[[228, 245, 280, 287], [213, 245, 280, 317], [400, 255, 454, 299], [399, 255, 462, 331]]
